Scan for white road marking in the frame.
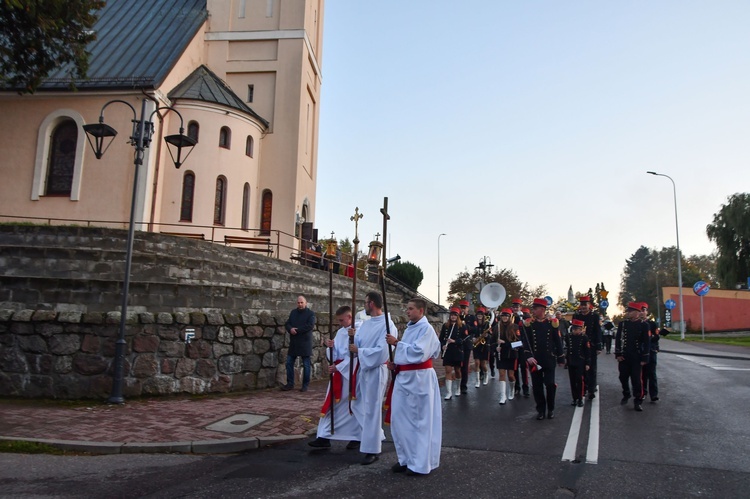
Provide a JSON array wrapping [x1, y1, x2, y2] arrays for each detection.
[[676, 354, 750, 371], [586, 386, 600, 464], [562, 404, 584, 462]]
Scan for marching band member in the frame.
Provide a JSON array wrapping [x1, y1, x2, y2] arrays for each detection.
[[520, 298, 565, 420], [573, 296, 603, 400], [471, 307, 491, 387], [639, 303, 660, 402], [615, 302, 651, 412], [495, 308, 519, 405], [458, 300, 475, 394], [488, 311, 499, 379], [439, 307, 466, 400], [511, 298, 530, 398], [309, 306, 362, 449], [565, 319, 591, 407]]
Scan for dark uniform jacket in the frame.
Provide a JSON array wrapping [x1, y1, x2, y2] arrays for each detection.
[[615, 320, 651, 363], [520, 319, 565, 368], [565, 334, 591, 368], [440, 322, 466, 363], [471, 319, 491, 352], [644, 320, 660, 353], [460, 314, 476, 354], [284, 307, 316, 357], [496, 322, 519, 361], [573, 311, 603, 351]]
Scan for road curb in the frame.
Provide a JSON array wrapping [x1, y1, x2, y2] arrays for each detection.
[[660, 350, 750, 362], [0, 434, 309, 455]]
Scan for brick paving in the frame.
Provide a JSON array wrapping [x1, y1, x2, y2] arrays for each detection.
[[0, 367, 448, 445]]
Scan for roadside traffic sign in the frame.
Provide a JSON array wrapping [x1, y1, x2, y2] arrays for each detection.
[[693, 280, 710, 297], [544, 296, 553, 306], [600, 299, 609, 309], [665, 299, 676, 310]]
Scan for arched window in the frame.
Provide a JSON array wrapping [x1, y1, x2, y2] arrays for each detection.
[[214, 176, 227, 225], [180, 171, 195, 222], [187, 121, 200, 143], [45, 119, 77, 195], [245, 135, 254, 157], [260, 189, 272, 235], [219, 127, 231, 149], [241, 183, 250, 230]]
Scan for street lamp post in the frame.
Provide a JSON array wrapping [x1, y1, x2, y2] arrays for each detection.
[[647, 171, 685, 340], [83, 97, 196, 403], [437, 233, 446, 305]]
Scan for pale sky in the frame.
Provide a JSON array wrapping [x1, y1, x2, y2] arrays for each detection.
[[315, 1, 750, 311]]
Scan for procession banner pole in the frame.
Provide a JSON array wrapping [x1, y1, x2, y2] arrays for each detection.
[[327, 239, 335, 434], [349, 208, 363, 415]]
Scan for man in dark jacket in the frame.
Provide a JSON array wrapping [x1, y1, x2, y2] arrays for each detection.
[[282, 295, 316, 392]]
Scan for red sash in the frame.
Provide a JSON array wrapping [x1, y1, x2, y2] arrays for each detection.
[[320, 359, 344, 417], [383, 359, 433, 425]]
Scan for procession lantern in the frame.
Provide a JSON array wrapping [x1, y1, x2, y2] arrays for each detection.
[[367, 240, 383, 264]]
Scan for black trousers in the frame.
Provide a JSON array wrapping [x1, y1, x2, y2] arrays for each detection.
[[460, 348, 472, 391], [489, 344, 497, 374], [585, 353, 598, 395], [568, 365, 586, 402], [515, 350, 529, 393], [530, 365, 557, 414], [642, 352, 658, 399], [618, 355, 643, 402], [603, 335, 613, 353]]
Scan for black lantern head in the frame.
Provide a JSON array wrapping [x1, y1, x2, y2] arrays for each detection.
[[82, 121, 118, 159], [164, 132, 197, 169]]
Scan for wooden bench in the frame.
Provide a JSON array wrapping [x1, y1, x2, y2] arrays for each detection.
[[224, 235, 273, 255], [160, 231, 206, 240]]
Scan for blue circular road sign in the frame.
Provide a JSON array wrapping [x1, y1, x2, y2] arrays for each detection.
[[665, 299, 676, 310], [600, 299, 609, 309], [544, 296, 553, 306], [693, 280, 710, 297]]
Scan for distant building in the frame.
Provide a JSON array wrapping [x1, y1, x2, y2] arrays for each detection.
[[0, 0, 323, 256]]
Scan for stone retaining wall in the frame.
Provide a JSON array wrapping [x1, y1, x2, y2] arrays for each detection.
[[0, 308, 413, 399]]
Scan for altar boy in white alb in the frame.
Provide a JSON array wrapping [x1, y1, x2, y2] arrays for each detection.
[[386, 298, 442, 476], [308, 306, 361, 449]]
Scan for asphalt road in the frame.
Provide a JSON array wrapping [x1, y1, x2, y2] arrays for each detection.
[[2, 349, 749, 498]]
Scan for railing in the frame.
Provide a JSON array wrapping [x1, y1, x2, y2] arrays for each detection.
[[0, 214, 358, 270]]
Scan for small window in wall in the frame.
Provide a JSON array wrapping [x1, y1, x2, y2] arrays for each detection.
[[245, 136, 254, 158], [219, 127, 231, 149], [241, 182, 250, 230], [214, 176, 227, 225], [247, 84, 254, 103], [260, 190, 272, 235], [187, 121, 200, 143], [180, 171, 195, 222], [45, 119, 77, 195]]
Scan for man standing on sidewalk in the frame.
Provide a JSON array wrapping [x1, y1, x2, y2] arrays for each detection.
[[349, 291, 391, 465], [281, 295, 316, 392], [386, 298, 442, 476]]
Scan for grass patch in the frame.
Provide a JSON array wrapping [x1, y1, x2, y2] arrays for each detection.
[[684, 337, 750, 347], [0, 440, 67, 455]]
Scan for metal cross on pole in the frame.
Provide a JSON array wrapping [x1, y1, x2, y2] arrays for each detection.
[[348, 207, 363, 414], [380, 197, 390, 269]]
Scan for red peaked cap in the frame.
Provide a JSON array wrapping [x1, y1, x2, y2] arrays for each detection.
[[475, 306, 487, 314], [511, 298, 523, 305], [532, 298, 548, 308], [640, 302, 649, 310], [579, 296, 591, 303], [521, 307, 531, 313], [459, 300, 470, 307], [500, 308, 513, 315], [449, 307, 460, 314], [627, 302, 642, 311], [571, 319, 585, 328]]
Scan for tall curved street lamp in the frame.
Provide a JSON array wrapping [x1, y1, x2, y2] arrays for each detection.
[[83, 98, 197, 404], [437, 233, 446, 305], [647, 171, 685, 340]]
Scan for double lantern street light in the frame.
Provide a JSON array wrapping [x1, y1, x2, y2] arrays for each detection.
[[83, 98, 196, 404], [646, 171, 685, 341]]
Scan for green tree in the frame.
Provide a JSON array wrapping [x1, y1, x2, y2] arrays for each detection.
[[706, 193, 750, 288], [386, 261, 424, 290], [0, 0, 104, 93], [446, 268, 546, 309], [619, 246, 655, 309]]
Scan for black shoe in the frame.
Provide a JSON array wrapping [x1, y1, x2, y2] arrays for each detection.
[[536, 412, 545, 420], [651, 396, 659, 402], [524, 392, 530, 398], [634, 403, 643, 412], [346, 440, 360, 450], [515, 387, 521, 395], [361, 453, 379, 465], [280, 384, 293, 391], [547, 411, 555, 419], [461, 388, 468, 394], [308, 437, 331, 448], [620, 395, 630, 405], [406, 468, 428, 476], [588, 392, 596, 400], [577, 399, 584, 407], [391, 463, 407, 473], [570, 400, 577, 406], [300, 386, 308, 392]]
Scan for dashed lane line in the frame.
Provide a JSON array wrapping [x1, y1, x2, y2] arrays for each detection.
[[561, 385, 600, 464], [561, 404, 584, 462], [586, 386, 600, 464]]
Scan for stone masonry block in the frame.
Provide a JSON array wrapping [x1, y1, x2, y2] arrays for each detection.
[[57, 312, 82, 323], [31, 310, 57, 321]]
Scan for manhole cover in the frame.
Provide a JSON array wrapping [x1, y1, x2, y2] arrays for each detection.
[[206, 413, 269, 434]]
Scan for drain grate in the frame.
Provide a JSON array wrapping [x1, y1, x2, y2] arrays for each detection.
[[205, 413, 269, 434]]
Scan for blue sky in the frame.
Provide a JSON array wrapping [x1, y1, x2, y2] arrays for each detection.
[[315, 1, 750, 311]]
